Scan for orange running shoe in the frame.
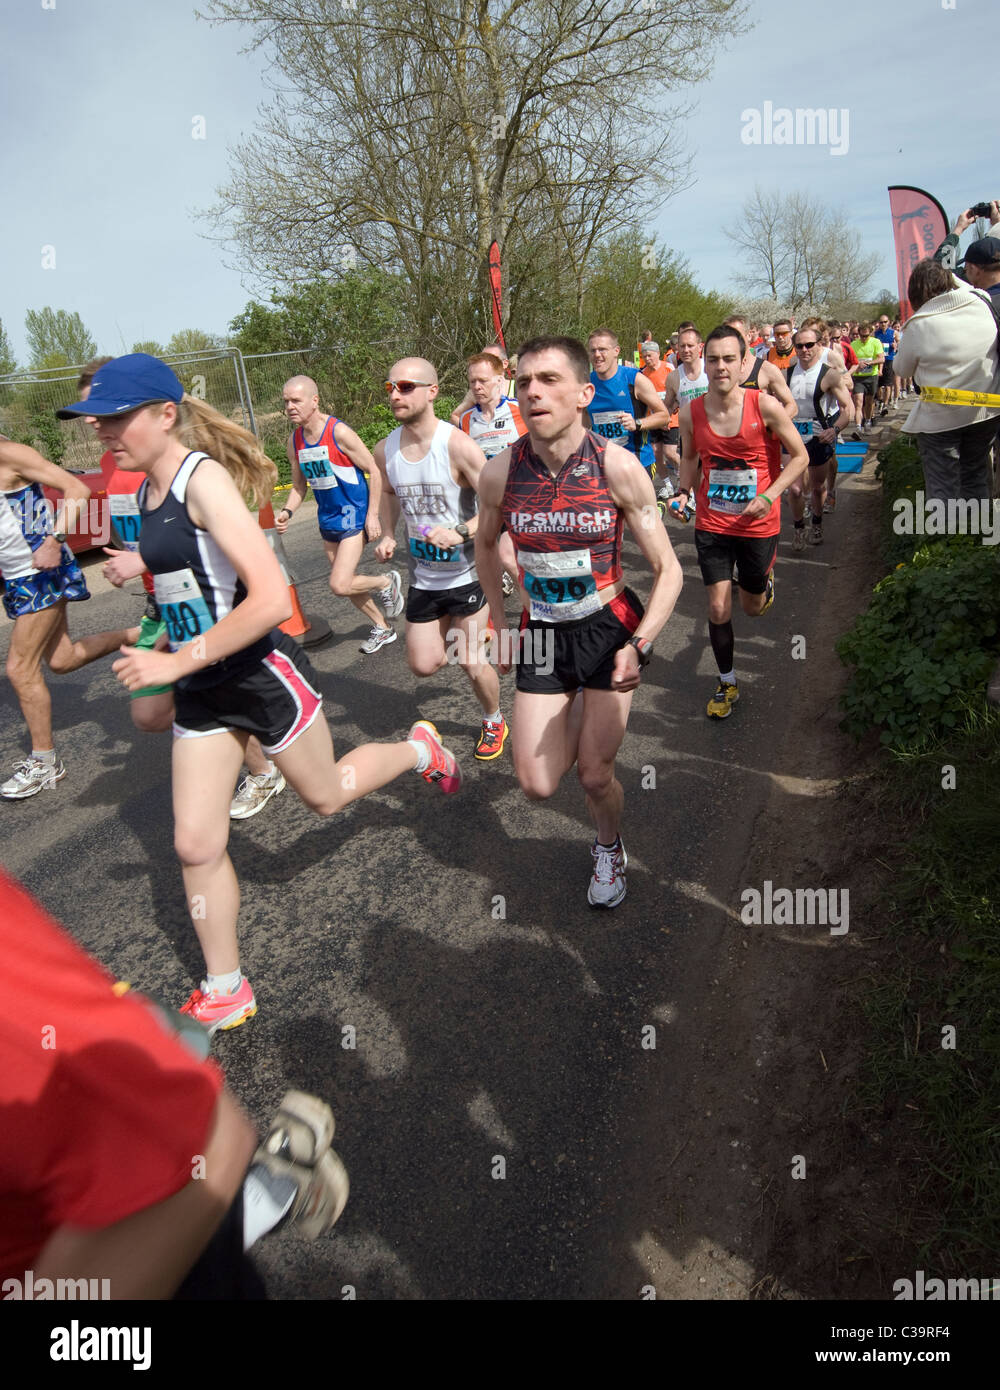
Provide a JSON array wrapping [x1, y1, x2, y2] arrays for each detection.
[[179, 976, 257, 1035], [409, 720, 462, 793], [475, 714, 509, 761]]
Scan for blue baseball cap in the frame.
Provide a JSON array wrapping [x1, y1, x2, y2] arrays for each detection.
[[56, 353, 183, 418]]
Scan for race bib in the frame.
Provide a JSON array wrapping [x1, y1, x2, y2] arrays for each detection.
[[109, 493, 142, 548], [154, 568, 214, 650], [519, 547, 601, 623], [794, 419, 816, 438], [298, 444, 358, 491], [409, 535, 462, 570], [590, 410, 628, 439], [707, 466, 758, 516]]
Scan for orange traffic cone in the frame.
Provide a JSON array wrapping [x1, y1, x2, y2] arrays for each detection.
[[258, 500, 332, 648]]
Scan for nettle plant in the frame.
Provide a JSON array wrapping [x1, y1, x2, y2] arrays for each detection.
[[838, 542, 1000, 751]]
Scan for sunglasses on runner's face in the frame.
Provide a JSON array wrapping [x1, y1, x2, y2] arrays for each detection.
[[794, 341, 818, 350], [385, 379, 432, 394]]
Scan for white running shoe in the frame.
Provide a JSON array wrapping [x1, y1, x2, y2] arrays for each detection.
[[588, 836, 628, 908], [1, 756, 66, 799], [376, 570, 404, 619], [501, 571, 516, 597], [657, 480, 676, 502], [360, 625, 397, 654], [230, 766, 286, 820]]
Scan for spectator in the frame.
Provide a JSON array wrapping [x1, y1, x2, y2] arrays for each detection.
[[933, 202, 1000, 301], [893, 259, 1000, 503]]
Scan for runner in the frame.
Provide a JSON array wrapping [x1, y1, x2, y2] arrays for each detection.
[[586, 327, 671, 483], [782, 327, 855, 548], [675, 325, 808, 719], [766, 319, 797, 371], [639, 340, 679, 500], [277, 376, 403, 656], [0, 430, 138, 799], [58, 354, 461, 1035], [874, 313, 899, 415], [723, 316, 798, 416], [374, 357, 509, 762], [849, 323, 885, 434], [450, 342, 516, 424], [475, 334, 683, 908], [85, 358, 285, 821], [457, 351, 526, 595]]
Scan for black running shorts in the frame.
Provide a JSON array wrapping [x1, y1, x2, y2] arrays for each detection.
[[406, 580, 487, 623], [172, 633, 323, 755], [516, 587, 643, 694], [854, 375, 878, 398], [695, 530, 778, 595]]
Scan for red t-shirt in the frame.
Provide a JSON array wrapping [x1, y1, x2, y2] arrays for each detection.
[[0, 870, 223, 1279], [100, 451, 155, 596], [838, 338, 859, 370], [691, 390, 781, 538]]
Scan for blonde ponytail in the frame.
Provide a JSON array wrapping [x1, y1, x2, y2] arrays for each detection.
[[167, 395, 277, 509]]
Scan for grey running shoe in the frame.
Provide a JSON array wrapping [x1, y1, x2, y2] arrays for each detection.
[[230, 766, 286, 820], [807, 523, 824, 546], [588, 837, 628, 908], [792, 526, 806, 552], [1, 756, 65, 799], [250, 1091, 349, 1240], [501, 571, 516, 597], [376, 570, 404, 619], [360, 625, 397, 654]]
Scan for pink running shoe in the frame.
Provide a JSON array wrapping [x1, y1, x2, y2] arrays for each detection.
[[179, 976, 257, 1035], [409, 720, 462, 794]]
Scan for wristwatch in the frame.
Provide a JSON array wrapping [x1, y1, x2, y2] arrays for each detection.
[[53, 532, 67, 544], [627, 636, 653, 666], [455, 522, 471, 540]]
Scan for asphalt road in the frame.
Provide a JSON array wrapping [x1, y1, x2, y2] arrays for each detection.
[[0, 486, 860, 1299]]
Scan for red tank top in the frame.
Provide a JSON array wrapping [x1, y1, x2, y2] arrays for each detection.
[[691, 391, 781, 538], [501, 431, 632, 625]]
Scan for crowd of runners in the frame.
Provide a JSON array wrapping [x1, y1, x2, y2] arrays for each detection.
[[0, 306, 923, 1041]]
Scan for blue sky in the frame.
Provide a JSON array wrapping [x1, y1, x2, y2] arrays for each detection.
[[1, 0, 996, 363]]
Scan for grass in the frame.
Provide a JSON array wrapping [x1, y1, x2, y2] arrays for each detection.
[[854, 707, 1000, 1268]]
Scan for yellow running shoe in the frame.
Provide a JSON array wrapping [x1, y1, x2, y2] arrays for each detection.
[[706, 680, 740, 719]]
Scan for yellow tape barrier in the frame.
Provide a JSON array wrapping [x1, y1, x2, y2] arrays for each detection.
[[917, 386, 1000, 408]]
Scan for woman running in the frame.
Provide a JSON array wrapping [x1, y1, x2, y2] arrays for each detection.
[[58, 355, 461, 1035]]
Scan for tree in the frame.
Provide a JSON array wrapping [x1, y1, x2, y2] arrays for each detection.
[[581, 237, 730, 346], [202, 0, 751, 353], [132, 339, 168, 357], [0, 319, 17, 376], [165, 328, 226, 357], [24, 308, 97, 369], [727, 186, 880, 312]]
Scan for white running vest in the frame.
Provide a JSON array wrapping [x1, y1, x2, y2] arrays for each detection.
[[677, 361, 709, 409], [384, 421, 478, 591]]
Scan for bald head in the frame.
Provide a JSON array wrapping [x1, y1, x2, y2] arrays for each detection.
[[283, 375, 323, 432], [284, 374, 319, 398], [389, 357, 438, 387]]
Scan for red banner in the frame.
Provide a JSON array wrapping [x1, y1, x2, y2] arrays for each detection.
[[888, 186, 949, 323], [488, 241, 506, 354]]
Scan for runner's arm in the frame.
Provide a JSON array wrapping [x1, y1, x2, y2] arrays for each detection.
[[661, 368, 680, 415], [0, 440, 90, 539], [275, 435, 306, 534], [425, 431, 488, 548], [474, 451, 514, 667], [760, 361, 798, 418], [758, 394, 809, 496], [333, 422, 381, 539], [450, 386, 476, 426], [372, 440, 399, 561], [676, 404, 700, 497], [604, 444, 683, 688], [817, 369, 855, 441]]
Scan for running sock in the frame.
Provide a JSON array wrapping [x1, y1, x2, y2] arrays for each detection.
[[718, 669, 736, 685], [486, 709, 502, 723], [708, 620, 735, 676], [812, 515, 823, 529], [31, 749, 56, 764], [242, 1166, 296, 1250], [596, 837, 621, 851], [207, 968, 243, 996], [409, 739, 431, 773], [794, 519, 805, 530]]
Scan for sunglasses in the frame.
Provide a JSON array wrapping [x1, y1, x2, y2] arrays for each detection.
[[384, 380, 432, 395], [794, 341, 818, 350]]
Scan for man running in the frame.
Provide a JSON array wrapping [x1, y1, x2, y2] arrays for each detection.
[[475, 335, 683, 908], [374, 358, 509, 761], [450, 342, 516, 424], [850, 324, 884, 434], [674, 325, 808, 719], [0, 435, 138, 798], [639, 340, 679, 499], [277, 376, 402, 655], [586, 327, 671, 483], [874, 314, 899, 415], [458, 351, 526, 595], [767, 319, 797, 371], [782, 327, 855, 548]]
